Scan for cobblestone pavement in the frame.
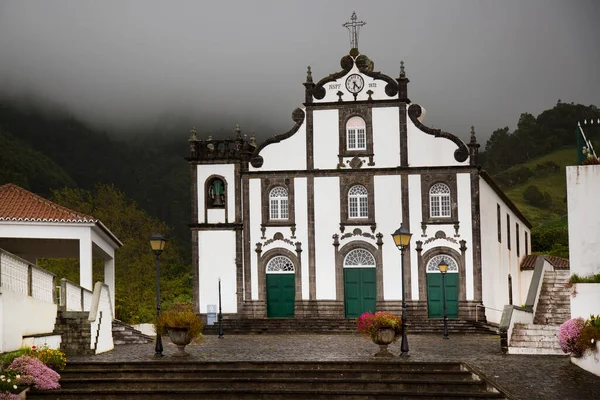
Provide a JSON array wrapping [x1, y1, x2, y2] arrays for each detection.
[[69, 333, 600, 400]]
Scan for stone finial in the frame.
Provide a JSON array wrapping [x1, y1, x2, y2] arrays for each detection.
[[189, 127, 197, 140], [207, 134, 213, 141], [470, 126, 477, 144], [306, 66, 313, 83], [249, 133, 256, 147], [235, 124, 242, 138], [400, 61, 406, 78]]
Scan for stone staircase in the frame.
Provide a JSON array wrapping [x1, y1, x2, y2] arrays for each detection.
[[508, 270, 571, 355], [112, 320, 153, 345], [27, 360, 507, 399], [53, 311, 95, 356], [202, 318, 497, 336]]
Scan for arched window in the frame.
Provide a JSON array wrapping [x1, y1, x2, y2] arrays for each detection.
[[344, 248, 376, 267], [426, 255, 459, 273], [266, 256, 295, 273], [208, 178, 225, 208], [348, 185, 368, 218], [269, 186, 289, 220], [346, 116, 366, 150], [429, 183, 451, 218]]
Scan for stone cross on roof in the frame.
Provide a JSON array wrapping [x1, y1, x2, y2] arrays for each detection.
[[342, 11, 366, 50]]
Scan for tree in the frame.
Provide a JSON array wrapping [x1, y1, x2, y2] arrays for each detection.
[[523, 185, 552, 208]]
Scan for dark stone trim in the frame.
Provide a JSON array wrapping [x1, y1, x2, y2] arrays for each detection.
[[335, 241, 382, 304], [311, 55, 354, 100], [400, 174, 412, 299], [408, 104, 469, 163], [305, 99, 402, 109], [188, 223, 243, 230], [355, 54, 399, 97], [242, 165, 476, 179], [257, 247, 300, 307], [339, 173, 375, 227], [338, 106, 374, 164], [307, 176, 316, 300], [420, 246, 463, 314], [190, 165, 198, 224], [306, 108, 314, 170], [204, 174, 229, 222], [471, 170, 483, 302], [260, 177, 296, 228], [479, 170, 532, 228], [420, 173, 458, 226], [397, 76, 410, 103], [191, 229, 199, 314], [399, 103, 408, 167], [242, 175, 252, 301], [251, 108, 305, 168]]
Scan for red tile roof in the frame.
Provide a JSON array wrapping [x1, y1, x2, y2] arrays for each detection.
[[544, 255, 570, 270], [0, 183, 97, 223], [520, 255, 538, 270], [520, 254, 570, 271]]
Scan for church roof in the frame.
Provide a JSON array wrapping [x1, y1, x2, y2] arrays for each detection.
[[0, 183, 97, 223], [520, 254, 569, 270]]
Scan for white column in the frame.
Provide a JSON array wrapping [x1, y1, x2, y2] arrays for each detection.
[[79, 232, 93, 290], [104, 258, 115, 316]]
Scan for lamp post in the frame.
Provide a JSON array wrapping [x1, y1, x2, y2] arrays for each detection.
[[218, 278, 224, 339], [438, 259, 449, 340], [391, 224, 412, 356], [150, 233, 167, 357]]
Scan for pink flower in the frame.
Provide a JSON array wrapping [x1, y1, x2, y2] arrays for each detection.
[[558, 318, 585, 356], [7, 356, 60, 390]]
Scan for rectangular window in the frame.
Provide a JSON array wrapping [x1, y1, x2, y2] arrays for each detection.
[[359, 198, 368, 217], [349, 197, 358, 218], [497, 204, 501, 243], [525, 232, 529, 255], [516, 223, 520, 256], [270, 199, 279, 219], [348, 128, 357, 149], [441, 196, 451, 217], [357, 128, 366, 149], [281, 199, 288, 219], [431, 197, 440, 217], [506, 214, 511, 250]]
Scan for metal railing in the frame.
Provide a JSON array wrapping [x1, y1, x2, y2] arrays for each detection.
[[475, 303, 504, 322]]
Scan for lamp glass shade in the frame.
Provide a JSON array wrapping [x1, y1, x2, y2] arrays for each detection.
[[391, 225, 412, 248], [438, 261, 449, 274], [150, 233, 167, 253]]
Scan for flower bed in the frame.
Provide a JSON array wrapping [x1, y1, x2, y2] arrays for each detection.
[[356, 312, 402, 341], [559, 315, 600, 358]]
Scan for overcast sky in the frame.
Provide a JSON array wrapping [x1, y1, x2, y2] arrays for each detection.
[[0, 0, 598, 142]]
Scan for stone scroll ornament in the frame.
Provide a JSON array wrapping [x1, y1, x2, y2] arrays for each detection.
[[408, 104, 469, 162], [250, 108, 305, 168]]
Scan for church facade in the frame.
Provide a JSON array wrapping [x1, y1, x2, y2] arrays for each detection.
[[186, 47, 532, 325]]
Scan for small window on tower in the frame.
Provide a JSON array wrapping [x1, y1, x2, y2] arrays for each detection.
[[208, 178, 225, 208], [269, 186, 289, 220], [348, 185, 368, 218], [429, 183, 451, 218], [346, 116, 367, 150]]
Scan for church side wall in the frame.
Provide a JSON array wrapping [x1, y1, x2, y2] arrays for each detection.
[[406, 115, 468, 167], [197, 164, 236, 223], [479, 178, 529, 324], [314, 177, 340, 299], [197, 230, 237, 314], [294, 177, 310, 300], [457, 173, 475, 300], [375, 175, 402, 300], [313, 109, 339, 170], [249, 178, 262, 300], [250, 124, 307, 171], [408, 174, 422, 300], [372, 107, 400, 167]]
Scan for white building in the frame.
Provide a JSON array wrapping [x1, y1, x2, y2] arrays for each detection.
[[187, 46, 531, 325]]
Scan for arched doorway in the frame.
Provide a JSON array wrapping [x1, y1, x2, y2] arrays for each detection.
[[266, 256, 295, 318], [343, 248, 376, 318], [426, 255, 459, 318]]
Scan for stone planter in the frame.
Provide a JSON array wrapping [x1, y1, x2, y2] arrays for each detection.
[[372, 327, 397, 358], [168, 327, 192, 357]]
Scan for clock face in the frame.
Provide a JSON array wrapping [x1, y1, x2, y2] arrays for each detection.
[[345, 74, 364, 94]]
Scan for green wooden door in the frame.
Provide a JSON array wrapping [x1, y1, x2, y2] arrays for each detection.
[[344, 268, 376, 318], [266, 274, 295, 318], [427, 273, 458, 318]]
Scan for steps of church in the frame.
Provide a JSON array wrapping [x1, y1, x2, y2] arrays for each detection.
[[202, 318, 497, 335], [508, 324, 565, 355], [532, 271, 571, 326], [112, 320, 153, 345], [28, 361, 506, 399]]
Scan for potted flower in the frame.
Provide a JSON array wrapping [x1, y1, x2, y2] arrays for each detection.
[[356, 311, 402, 357], [155, 302, 203, 357]]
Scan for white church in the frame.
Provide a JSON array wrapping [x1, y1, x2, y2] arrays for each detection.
[[186, 14, 532, 325]]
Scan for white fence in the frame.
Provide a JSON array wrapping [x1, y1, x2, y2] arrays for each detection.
[[60, 278, 93, 311], [0, 249, 56, 302]]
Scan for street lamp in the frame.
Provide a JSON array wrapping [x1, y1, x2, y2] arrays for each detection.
[[150, 233, 167, 357], [391, 224, 412, 356], [438, 259, 450, 340]]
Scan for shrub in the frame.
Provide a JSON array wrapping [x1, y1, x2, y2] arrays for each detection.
[[8, 356, 60, 390], [356, 312, 402, 341], [30, 346, 66, 371], [155, 302, 203, 341], [523, 185, 552, 208], [569, 273, 600, 284], [0, 350, 29, 370], [0, 370, 23, 398], [558, 318, 585, 357]]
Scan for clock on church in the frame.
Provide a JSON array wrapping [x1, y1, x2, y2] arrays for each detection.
[[345, 73, 364, 93]]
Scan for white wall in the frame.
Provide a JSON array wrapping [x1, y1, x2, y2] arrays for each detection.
[[312, 67, 396, 103], [196, 164, 236, 224], [372, 107, 400, 168], [314, 177, 340, 299], [251, 122, 307, 172], [457, 173, 474, 300], [567, 165, 600, 276], [294, 177, 310, 300], [406, 113, 469, 167], [249, 178, 262, 300], [375, 175, 402, 300], [479, 178, 531, 324], [197, 230, 237, 313], [313, 109, 339, 170], [0, 288, 57, 353], [408, 174, 422, 300]]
